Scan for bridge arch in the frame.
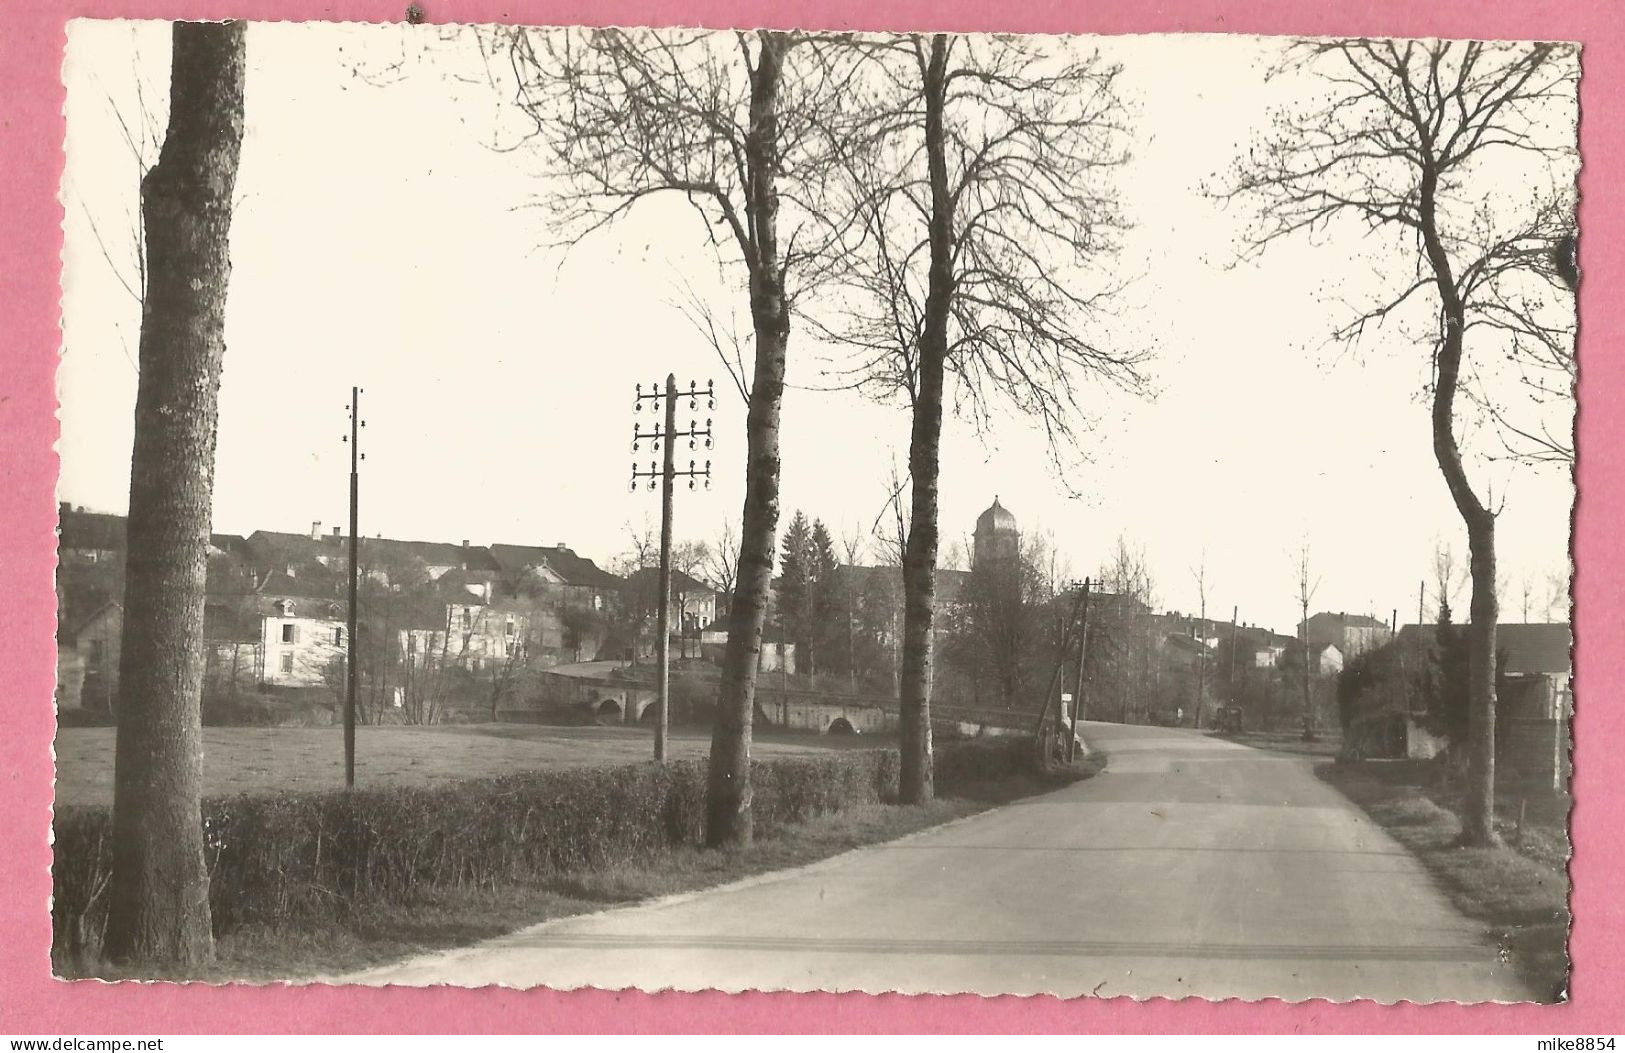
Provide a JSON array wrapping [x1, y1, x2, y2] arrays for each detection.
[[594, 697, 622, 724], [825, 716, 858, 736]]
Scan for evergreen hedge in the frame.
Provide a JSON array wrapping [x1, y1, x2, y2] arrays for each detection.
[[52, 737, 1031, 961]]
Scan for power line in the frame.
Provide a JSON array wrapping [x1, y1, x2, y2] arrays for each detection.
[[630, 376, 714, 762]]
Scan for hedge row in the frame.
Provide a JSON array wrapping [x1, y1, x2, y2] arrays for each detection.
[[52, 737, 1031, 962]]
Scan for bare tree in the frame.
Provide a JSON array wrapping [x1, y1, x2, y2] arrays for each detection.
[[817, 34, 1143, 801], [1219, 40, 1576, 845], [1431, 537, 1467, 620], [486, 27, 863, 845], [1294, 541, 1322, 742], [106, 20, 246, 969], [704, 518, 741, 599], [839, 526, 868, 691], [1190, 553, 1209, 730], [1095, 534, 1158, 725]]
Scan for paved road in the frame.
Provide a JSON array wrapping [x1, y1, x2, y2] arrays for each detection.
[[347, 723, 1529, 1002]]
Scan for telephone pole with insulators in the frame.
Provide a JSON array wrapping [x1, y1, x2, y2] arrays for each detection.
[[341, 386, 365, 788], [631, 376, 714, 761]]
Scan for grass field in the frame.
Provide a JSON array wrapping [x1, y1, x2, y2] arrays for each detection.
[[52, 723, 872, 807]]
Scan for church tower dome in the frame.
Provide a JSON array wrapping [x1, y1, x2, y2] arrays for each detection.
[[973, 496, 1020, 568]]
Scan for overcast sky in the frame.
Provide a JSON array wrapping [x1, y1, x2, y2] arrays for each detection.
[[58, 21, 1579, 634]]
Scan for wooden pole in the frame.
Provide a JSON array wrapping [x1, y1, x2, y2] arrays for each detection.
[[656, 374, 676, 762], [345, 386, 360, 788], [1031, 586, 1090, 761]]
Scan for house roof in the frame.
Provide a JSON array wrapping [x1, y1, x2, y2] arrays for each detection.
[[626, 566, 718, 595], [1228, 624, 1294, 650], [1498, 623, 1572, 676], [1305, 611, 1389, 629], [490, 544, 620, 588], [58, 508, 126, 552], [1395, 622, 1571, 677], [1164, 633, 1209, 655], [359, 536, 500, 572], [258, 570, 342, 601], [434, 567, 498, 595], [246, 529, 502, 576], [243, 530, 332, 568]]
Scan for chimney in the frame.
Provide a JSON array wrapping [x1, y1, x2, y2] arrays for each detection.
[[310, 521, 322, 541], [460, 540, 470, 571], [332, 526, 341, 541]]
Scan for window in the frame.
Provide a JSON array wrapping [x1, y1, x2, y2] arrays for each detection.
[[505, 616, 516, 637], [281, 623, 296, 644], [334, 628, 344, 646], [279, 653, 294, 674], [462, 609, 473, 631]]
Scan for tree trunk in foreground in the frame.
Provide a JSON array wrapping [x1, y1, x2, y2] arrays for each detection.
[[898, 34, 953, 805], [707, 32, 790, 848], [1420, 166, 1499, 847], [105, 20, 246, 967]]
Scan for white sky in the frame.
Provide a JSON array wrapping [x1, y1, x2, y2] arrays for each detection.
[[58, 22, 1578, 634]]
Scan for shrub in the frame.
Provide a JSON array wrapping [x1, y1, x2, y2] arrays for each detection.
[[52, 737, 1033, 965]]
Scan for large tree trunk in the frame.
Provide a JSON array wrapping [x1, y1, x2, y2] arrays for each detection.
[[897, 34, 954, 805], [707, 32, 790, 848], [105, 20, 246, 967], [1420, 168, 1499, 847]]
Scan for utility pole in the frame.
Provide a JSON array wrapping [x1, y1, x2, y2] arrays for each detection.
[[631, 376, 714, 761], [341, 386, 364, 789]]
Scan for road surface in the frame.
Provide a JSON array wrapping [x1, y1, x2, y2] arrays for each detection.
[[346, 722, 1529, 1002]]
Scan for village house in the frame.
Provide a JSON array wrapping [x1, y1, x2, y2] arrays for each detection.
[[1496, 622, 1574, 720], [488, 543, 621, 661], [1311, 641, 1345, 676], [398, 576, 535, 675], [243, 524, 504, 588], [256, 572, 348, 688], [56, 600, 122, 712], [57, 503, 124, 564], [1234, 626, 1295, 668], [624, 567, 720, 657], [489, 543, 621, 610], [1299, 610, 1393, 660]]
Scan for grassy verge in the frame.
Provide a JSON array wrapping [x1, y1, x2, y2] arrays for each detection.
[[73, 749, 1105, 983], [1317, 759, 1570, 1001]]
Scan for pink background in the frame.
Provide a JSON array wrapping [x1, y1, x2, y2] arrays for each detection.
[[1, 0, 1618, 1034]]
